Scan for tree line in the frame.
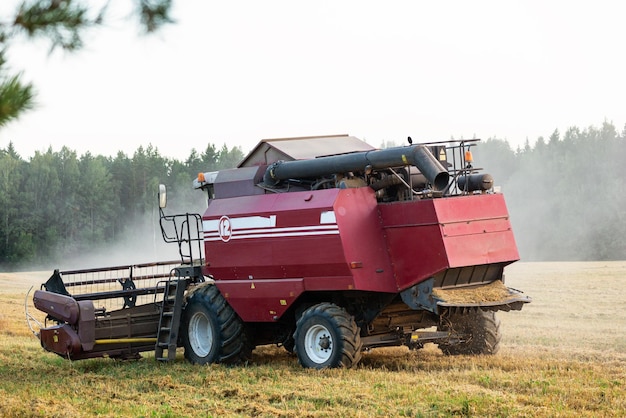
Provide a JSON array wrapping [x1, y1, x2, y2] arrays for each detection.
[[0, 142, 243, 268], [476, 121, 625, 261], [1, 121, 625, 268]]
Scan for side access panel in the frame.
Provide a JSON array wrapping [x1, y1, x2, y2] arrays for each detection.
[[379, 193, 519, 292], [203, 188, 396, 322]]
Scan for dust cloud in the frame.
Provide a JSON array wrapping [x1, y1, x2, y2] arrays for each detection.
[[21, 204, 206, 273], [474, 135, 625, 262]]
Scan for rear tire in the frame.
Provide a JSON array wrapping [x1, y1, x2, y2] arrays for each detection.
[[181, 284, 251, 365], [294, 303, 362, 369], [438, 309, 501, 355]]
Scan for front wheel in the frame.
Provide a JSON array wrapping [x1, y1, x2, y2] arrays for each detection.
[[294, 303, 362, 369], [181, 284, 251, 365]]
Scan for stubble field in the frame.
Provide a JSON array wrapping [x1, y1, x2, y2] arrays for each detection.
[[0, 261, 624, 417]]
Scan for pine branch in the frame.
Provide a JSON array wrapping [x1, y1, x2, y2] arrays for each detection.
[[0, 73, 35, 127], [12, 0, 100, 52], [137, 0, 174, 34]]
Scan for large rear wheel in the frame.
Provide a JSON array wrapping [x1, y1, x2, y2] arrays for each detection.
[[438, 309, 501, 355], [181, 284, 251, 364], [294, 303, 362, 369]]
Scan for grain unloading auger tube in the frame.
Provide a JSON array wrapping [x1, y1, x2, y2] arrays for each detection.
[[263, 144, 450, 191]]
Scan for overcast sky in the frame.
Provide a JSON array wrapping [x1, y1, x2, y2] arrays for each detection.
[[1, 1, 624, 160]]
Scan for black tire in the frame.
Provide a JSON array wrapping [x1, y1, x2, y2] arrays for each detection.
[[281, 335, 296, 355], [181, 284, 251, 365], [438, 309, 501, 355], [294, 303, 362, 369]]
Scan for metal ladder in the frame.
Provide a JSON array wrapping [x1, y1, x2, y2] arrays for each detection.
[[155, 277, 187, 361]]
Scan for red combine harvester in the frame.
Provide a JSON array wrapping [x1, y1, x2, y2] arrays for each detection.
[[29, 135, 530, 368]]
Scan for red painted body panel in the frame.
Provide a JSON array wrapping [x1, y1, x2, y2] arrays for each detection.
[[379, 193, 519, 291], [216, 279, 305, 322], [332, 188, 396, 293], [203, 188, 397, 321], [203, 189, 350, 282], [203, 189, 519, 322]]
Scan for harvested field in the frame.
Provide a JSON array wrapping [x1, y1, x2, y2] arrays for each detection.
[[501, 261, 626, 356], [0, 262, 625, 417]]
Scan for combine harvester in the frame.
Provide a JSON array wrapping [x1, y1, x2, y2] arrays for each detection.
[[28, 135, 530, 368]]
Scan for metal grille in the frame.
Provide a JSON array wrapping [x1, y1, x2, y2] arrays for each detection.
[[58, 261, 181, 312]]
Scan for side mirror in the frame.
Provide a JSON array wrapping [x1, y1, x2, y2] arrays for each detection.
[[158, 184, 167, 208]]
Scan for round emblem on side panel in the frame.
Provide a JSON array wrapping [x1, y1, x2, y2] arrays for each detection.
[[218, 216, 232, 242]]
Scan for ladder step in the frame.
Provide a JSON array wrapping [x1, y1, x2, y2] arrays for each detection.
[[156, 353, 177, 362], [155, 278, 187, 362]]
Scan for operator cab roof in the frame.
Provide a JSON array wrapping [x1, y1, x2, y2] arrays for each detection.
[[238, 134, 375, 168]]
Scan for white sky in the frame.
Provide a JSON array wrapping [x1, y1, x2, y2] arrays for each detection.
[[1, 0, 625, 160]]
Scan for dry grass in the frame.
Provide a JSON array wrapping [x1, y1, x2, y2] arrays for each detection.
[[501, 261, 626, 355], [0, 262, 625, 417]]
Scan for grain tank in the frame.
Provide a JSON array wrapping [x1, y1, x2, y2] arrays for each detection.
[[30, 134, 530, 368]]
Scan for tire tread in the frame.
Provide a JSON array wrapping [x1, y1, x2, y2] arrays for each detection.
[[294, 302, 362, 368], [183, 284, 251, 364]]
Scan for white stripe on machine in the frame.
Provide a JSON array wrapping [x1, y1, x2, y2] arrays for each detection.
[[203, 212, 338, 242]]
